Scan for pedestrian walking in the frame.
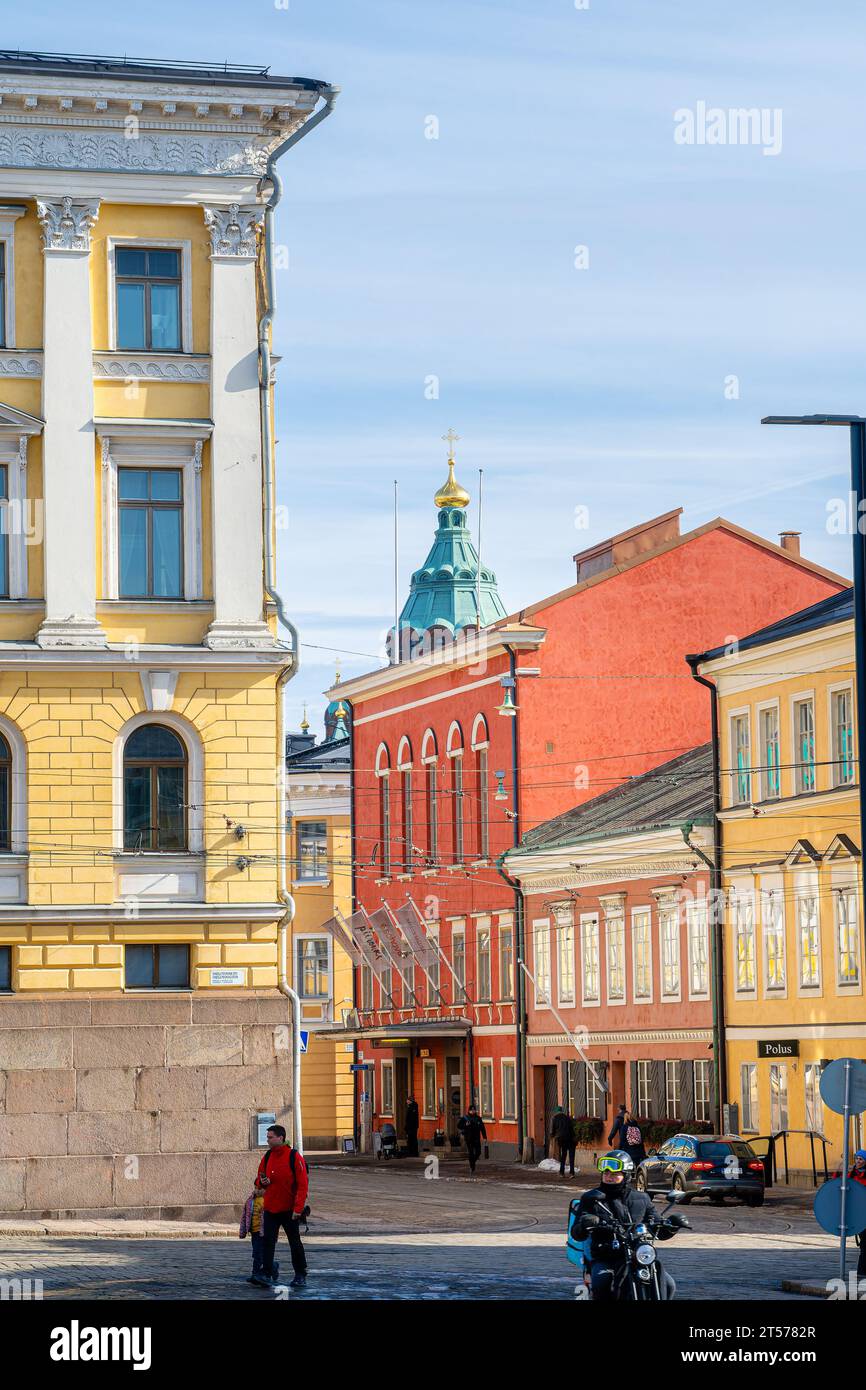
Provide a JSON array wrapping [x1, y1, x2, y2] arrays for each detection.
[[608, 1105, 647, 1167], [253, 1124, 309, 1290], [835, 1147, 866, 1284], [239, 1186, 278, 1285], [405, 1094, 420, 1157], [458, 1103, 487, 1175], [551, 1105, 577, 1177]]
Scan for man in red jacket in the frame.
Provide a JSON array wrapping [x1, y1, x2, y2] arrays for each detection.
[[253, 1124, 309, 1289]]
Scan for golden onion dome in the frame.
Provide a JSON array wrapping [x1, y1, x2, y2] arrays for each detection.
[[434, 457, 470, 509]]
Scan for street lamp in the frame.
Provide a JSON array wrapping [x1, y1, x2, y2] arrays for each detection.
[[761, 413, 866, 947]]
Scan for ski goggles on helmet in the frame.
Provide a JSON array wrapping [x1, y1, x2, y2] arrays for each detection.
[[597, 1155, 627, 1173]]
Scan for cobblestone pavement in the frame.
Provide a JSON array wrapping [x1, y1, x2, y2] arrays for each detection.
[[0, 1165, 845, 1301]]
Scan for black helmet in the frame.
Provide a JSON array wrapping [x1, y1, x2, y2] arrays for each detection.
[[598, 1149, 634, 1184]]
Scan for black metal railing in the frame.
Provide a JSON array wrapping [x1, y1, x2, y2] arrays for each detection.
[[749, 1130, 831, 1187]]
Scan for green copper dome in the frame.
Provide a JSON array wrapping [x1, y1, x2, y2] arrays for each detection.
[[398, 504, 506, 637]]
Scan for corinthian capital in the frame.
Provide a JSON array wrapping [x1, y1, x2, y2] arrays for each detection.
[[36, 197, 101, 253], [203, 203, 264, 260]]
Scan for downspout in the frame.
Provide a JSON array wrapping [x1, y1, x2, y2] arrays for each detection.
[[258, 84, 340, 1154], [687, 657, 727, 1132], [346, 697, 360, 1148], [494, 645, 526, 1161]]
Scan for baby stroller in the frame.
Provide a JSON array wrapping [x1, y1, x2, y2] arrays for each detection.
[[379, 1123, 398, 1159]]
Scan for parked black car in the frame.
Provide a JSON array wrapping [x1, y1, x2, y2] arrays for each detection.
[[635, 1134, 765, 1205]]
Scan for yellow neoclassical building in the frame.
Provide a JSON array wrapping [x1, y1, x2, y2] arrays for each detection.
[[0, 52, 336, 1217], [695, 584, 864, 1178], [285, 696, 354, 1149]]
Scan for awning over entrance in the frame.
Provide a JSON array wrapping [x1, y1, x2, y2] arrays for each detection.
[[337, 1017, 472, 1043]]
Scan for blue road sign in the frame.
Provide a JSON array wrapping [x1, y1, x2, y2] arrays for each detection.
[[299, 1031, 309, 1054], [819, 1057, 866, 1115], [350, 1062, 374, 1072], [814, 1178, 866, 1236]]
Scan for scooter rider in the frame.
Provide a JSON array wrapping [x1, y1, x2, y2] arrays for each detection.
[[571, 1150, 676, 1300]]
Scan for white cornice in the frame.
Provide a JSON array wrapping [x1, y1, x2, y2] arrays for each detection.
[[0, 642, 290, 670], [330, 626, 547, 706], [698, 617, 853, 689], [0, 901, 284, 923], [507, 825, 713, 889], [93, 352, 210, 382], [528, 1029, 713, 1047]]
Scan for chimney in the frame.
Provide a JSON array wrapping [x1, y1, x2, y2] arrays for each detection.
[[779, 531, 801, 557], [573, 508, 682, 583]]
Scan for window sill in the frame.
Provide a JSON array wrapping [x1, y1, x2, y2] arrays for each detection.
[[97, 600, 213, 612], [294, 878, 331, 888]]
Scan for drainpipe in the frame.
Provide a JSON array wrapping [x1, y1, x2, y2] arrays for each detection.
[[686, 657, 727, 1132], [258, 85, 339, 1153], [494, 645, 526, 1161], [345, 697, 360, 1148]]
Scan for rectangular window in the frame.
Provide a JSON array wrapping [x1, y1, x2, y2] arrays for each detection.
[[688, 901, 709, 996], [360, 963, 373, 1011], [296, 821, 327, 881], [502, 1059, 517, 1120], [381, 964, 396, 1008], [379, 775, 391, 877], [665, 1060, 681, 1119], [118, 467, 183, 599], [741, 1062, 759, 1131], [636, 1060, 651, 1117], [479, 1059, 494, 1118], [476, 920, 491, 1002], [831, 689, 855, 787], [759, 706, 780, 800], [794, 698, 816, 793], [557, 916, 575, 1004], [0, 243, 5, 349], [587, 1064, 604, 1118], [0, 464, 9, 599], [423, 1059, 437, 1118], [116, 246, 181, 351], [632, 908, 652, 1000], [499, 922, 514, 1000], [426, 763, 438, 865], [581, 915, 600, 1003], [381, 1061, 394, 1116], [659, 904, 680, 997], [804, 1062, 824, 1132], [400, 770, 413, 873], [769, 1062, 789, 1132], [534, 920, 552, 1005], [297, 938, 329, 998], [731, 713, 751, 805], [452, 925, 466, 991], [476, 746, 489, 859], [426, 922, 440, 998], [605, 907, 626, 1001], [764, 890, 786, 991], [125, 943, 189, 990], [452, 757, 464, 864], [836, 887, 860, 987], [693, 1059, 710, 1122], [798, 890, 820, 988], [0, 943, 11, 991], [734, 890, 756, 992]]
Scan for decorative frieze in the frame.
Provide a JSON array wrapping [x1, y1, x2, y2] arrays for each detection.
[[0, 351, 42, 378], [203, 202, 264, 259], [36, 196, 100, 252], [0, 128, 269, 177], [93, 353, 210, 382]]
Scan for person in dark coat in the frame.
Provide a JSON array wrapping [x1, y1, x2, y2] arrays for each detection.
[[458, 1104, 487, 1174], [405, 1095, 420, 1157], [571, 1150, 675, 1300], [834, 1147, 866, 1282], [551, 1105, 577, 1177], [608, 1106, 646, 1167]]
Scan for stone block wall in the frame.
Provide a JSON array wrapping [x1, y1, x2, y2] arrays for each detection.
[[0, 993, 294, 1219]]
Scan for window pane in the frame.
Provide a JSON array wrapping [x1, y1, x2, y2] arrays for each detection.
[[116, 282, 147, 349], [147, 250, 180, 277], [151, 507, 182, 597], [116, 248, 148, 276], [0, 944, 10, 990], [123, 766, 152, 850], [126, 725, 185, 760], [0, 529, 7, 600], [119, 506, 148, 596], [150, 469, 182, 502], [125, 944, 154, 988], [157, 944, 189, 988], [150, 283, 180, 350], [0, 763, 9, 851], [118, 468, 149, 500], [0, 464, 8, 499], [156, 764, 185, 850]]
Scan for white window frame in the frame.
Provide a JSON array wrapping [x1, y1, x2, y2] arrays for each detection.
[[580, 912, 600, 1007], [0, 411, 42, 602], [731, 881, 757, 998], [476, 916, 492, 1002], [422, 1058, 437, 1119], [828, 682, 856, 789], [0, 207, 25, 349], [757, 699, 781, 801], [425, 921, 441, 998], [533, 918, 552, 1009], [729, 707, 752, 807], [107, 236, 194, 354], [769, 1062, 789, 1132], [478, 1057, 494, 1119], [687, 897, 710, 1000], [451, 922, 466, 992], [740, 1061, 759, 1132], [555, 910, 575, 1007], [498, 916, 514, 1001], [0, 711, 26, 856], [601, 896, 626, 1005], [791, 691, 817, 795], [99, 426, 208, 602], [804, 1061, 825, 1132], [761, 877, 787, 996], [501, 1058, 517, 1122], [655, 893, 681, 1002], [360, 962, 373, 1011], [794, 870, 821, 995], [295, 819, 328, 883], [380, 1060, 394, 1116], [693, 1059, 711, 1122], [664, 1059, 681, 1119], [636, 1059, 651, 1116], [631, 906, 653, 1002], [831, 868, 862, 993], [375, 744, 391, 878], [112, 711, 204, 855], [295, 933, 331, 1000]]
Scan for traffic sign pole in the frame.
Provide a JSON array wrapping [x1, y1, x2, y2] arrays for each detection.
[[840, 1059, 852, 1283]]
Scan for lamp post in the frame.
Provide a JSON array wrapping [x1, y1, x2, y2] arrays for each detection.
[[761, 414, 866, 978]]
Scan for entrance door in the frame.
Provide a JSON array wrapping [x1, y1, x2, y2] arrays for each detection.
[[394, 1055, 409, 1140], [543, 1065, 558, 1157], [446, 1053, 462, 1143]]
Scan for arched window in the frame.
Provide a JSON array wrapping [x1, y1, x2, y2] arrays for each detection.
[[375, 744, 391, 877], [0, 734, 10, 853], [397, 737, 413, 874], [471, 715, 490, 860], [123, 724, 187, 852], [421, 730, 438, 866], [446, 722, 464, 865]]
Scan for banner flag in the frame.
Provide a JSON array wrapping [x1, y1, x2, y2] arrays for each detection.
[[393, 899, 439, 975], [341, 909, 390, 979], [317, 913, 363, 967]]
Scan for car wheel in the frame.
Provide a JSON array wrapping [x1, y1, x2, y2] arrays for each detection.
[[743, 1191, 764, 1208], [672, 1173, 690, 1203], [635, 1169, 648, 1192]]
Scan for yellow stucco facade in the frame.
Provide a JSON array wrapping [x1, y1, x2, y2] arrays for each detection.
[[700, 596, 864, 1176]]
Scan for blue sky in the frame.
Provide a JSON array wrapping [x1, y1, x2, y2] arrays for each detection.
[[14, 1, 866, 732]]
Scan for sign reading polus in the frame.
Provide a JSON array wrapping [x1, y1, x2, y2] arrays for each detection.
[[757, 1039, 799, 1058]]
